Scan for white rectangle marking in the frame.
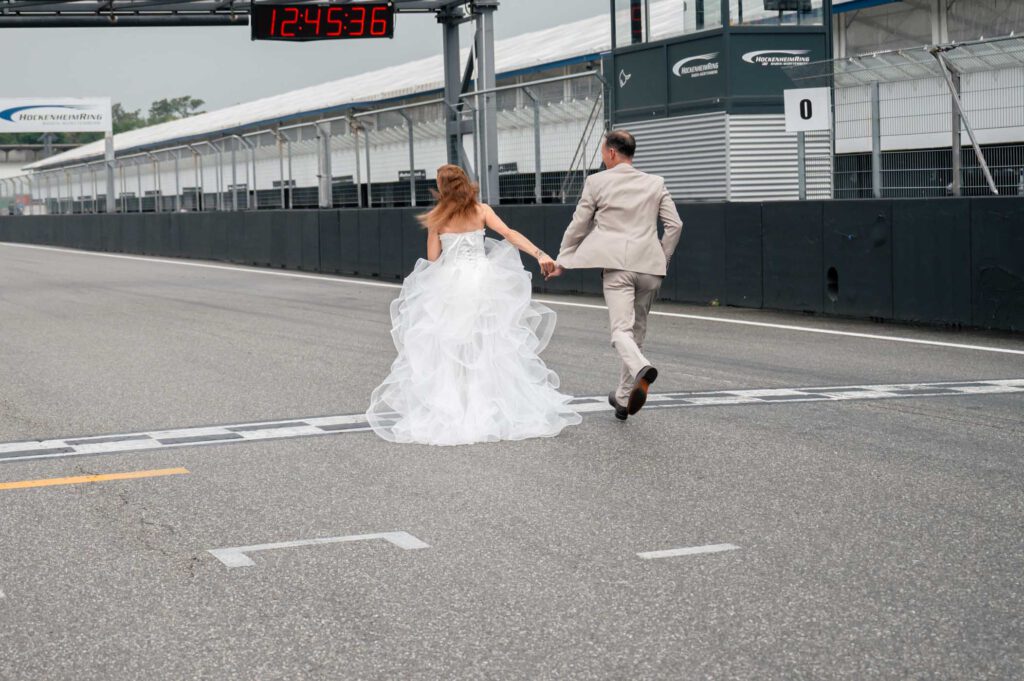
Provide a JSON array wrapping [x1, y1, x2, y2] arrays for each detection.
[[236, 425, 324, 440], [638, 543, 740, 560], [817, 390, 898, 399], [0, 440, 66, 454], [679, 396, 763, 405], [209, 531, 430, 568]]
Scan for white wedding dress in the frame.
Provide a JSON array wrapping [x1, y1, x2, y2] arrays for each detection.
[[366, 228, 582, 446]]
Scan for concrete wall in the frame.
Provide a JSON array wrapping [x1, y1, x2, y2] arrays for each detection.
[[1, 198, 1021, 332]]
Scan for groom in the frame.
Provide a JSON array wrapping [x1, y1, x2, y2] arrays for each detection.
[[546, 130, 683, 421]]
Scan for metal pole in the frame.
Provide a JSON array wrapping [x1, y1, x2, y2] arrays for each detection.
[[871, 80, 882, 199], [315, 121, 333, 209], [187, 145, 202, 211], [364, 118, 373, 208], [474, 0, 500, 204], [441, 6, 463, 166], [353, 123, 363, 208], [932, 50, 998, 195], [248, 137, 257, 209], [92, 164, 98, 213], [230, 134, 258, 210], [609, 0, 616, 48], [524, 86, 542, 204], [119, 161, 126, 213], [286, 138, 293, 209], [213, 141, 224, 210], [66, 169, 73, 214], [230, 140, 238, 211], [174, 150, 182, 211], [399, 110, 417, 207], [19, 176, 29, 209], [950, 68, 961, 196], [797, 131, 807, 201], [276, 129, 286, 209], [135, 158, 143, 212], [146, 153, 162, 213], [104, 132, 116, 213]]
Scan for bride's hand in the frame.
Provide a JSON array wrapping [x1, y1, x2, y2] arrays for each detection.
[[536, 252, 556, 275]]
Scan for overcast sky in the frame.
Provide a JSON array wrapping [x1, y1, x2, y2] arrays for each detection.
[[4, 1, 606, 114]]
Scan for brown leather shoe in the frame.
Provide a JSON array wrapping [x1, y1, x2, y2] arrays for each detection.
[[608, 392, 628, 421], [627, 366, 658, 415]]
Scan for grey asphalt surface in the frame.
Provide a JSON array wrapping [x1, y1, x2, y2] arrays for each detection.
[[1, 242, 1022, 680]]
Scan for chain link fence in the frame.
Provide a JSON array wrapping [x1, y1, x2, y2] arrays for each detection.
[[822, 36, 1024, 198]]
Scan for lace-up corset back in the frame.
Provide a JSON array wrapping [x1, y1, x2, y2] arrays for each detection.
[[440, 229, 485, 264]]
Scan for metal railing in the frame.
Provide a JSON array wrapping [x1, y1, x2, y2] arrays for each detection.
[[6, 71, 606, 215]]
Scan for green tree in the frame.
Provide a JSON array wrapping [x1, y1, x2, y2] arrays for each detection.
[[112, 102, 147, 134], [147, 96, 205, 125]]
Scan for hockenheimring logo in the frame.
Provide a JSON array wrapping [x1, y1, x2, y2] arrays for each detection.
[[672, 53, 720, 78], [741, 49, 811, 66], [0, 104, 99, 124]]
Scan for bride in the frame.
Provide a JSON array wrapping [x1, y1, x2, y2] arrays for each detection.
[[366, 164, 582, 446]]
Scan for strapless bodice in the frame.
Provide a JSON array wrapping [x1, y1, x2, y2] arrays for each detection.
[[440, 229, 486, 263]]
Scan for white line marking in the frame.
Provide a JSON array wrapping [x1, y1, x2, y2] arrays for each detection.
[[4, 242, 1023, 356], [208, 531, 430, 568], [0, 379, 1020, 464], [638, 543, 740, 560], [0, 242, 404, 290], [529, 296, 1024, 357]]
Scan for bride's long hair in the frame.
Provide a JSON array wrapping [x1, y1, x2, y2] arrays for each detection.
[[417, 164, 480, 231]]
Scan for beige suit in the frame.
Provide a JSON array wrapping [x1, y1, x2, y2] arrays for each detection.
[[556, 163, 683, 406]]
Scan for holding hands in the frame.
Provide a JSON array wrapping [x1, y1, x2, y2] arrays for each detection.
[[535, 251, 564, 280]]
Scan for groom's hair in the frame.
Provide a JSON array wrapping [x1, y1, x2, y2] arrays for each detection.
[[604, 130, 636, 158]]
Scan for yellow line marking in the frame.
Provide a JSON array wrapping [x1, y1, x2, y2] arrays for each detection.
[[0, 467, 189, 490]]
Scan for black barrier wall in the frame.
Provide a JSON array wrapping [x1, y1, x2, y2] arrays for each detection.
[[1, 198, 1021, 332]]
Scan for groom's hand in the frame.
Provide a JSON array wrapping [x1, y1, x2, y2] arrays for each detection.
[[545, 265, 565, 281]]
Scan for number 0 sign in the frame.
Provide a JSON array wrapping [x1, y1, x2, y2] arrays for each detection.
[[784, 87, 831, 132]]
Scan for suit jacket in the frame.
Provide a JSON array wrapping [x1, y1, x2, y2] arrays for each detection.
[[555, 163, 683, 277]]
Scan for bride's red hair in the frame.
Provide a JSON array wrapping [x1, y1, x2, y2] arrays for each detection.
[[418, 164, 480, 231]]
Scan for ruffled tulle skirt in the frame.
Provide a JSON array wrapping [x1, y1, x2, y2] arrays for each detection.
[[366, 237, 581, 446]]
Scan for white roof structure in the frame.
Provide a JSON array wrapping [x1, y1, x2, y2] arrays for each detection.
[[27, 10, 616, 171]]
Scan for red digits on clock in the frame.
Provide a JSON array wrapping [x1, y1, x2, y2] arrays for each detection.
[[326, 6, 343, 36], [349, 6, 366, 36], [369, 6, 388, 36], [279, 6, 299, 36], [304, 6, 321, 35]]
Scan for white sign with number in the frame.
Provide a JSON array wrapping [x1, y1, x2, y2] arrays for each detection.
[[0, 98, 112, 133], [784, 88, 831, 132]]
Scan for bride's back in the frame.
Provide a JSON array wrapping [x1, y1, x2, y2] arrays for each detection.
[[438, 204, 485, 235]]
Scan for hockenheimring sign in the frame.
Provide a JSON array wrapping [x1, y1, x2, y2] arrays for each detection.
[[1, 98, 116, 213], [0, 98, 112, 133]]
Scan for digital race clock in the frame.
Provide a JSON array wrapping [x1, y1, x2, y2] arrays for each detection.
[[251, 2, 394, 41]]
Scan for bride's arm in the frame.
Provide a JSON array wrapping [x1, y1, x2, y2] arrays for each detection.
[[426, 227, 441, 262], [481, 204, 556, 272]]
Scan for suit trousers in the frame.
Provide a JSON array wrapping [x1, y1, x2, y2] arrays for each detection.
[[602, 269, 663, 405]]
